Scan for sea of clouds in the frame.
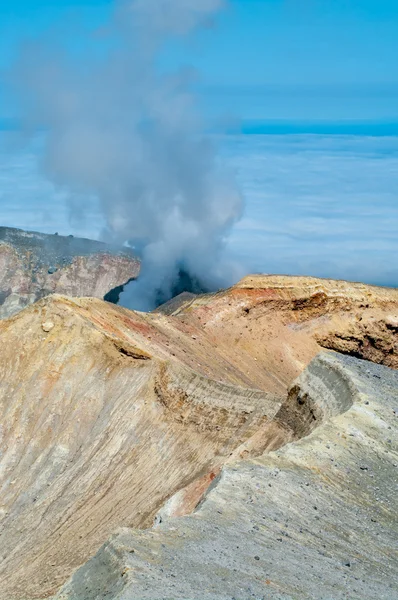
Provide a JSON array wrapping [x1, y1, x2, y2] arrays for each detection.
[[1, 131, 398, 288]]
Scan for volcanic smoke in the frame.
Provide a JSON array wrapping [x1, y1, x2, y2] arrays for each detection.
[[12, 0, 243, 310]]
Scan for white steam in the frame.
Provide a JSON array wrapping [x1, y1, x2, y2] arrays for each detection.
[[12, 0, 243, 310]]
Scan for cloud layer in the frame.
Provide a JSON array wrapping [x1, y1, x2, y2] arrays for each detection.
[[224, 133, 398, 287], [1, 132, 398, 289]]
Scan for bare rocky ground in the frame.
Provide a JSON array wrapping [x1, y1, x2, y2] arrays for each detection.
[[0, 226, 140, 318], [0, 275, 396, 599], [54, 353, 398, 600]]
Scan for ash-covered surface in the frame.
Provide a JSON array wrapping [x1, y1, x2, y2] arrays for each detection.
[[0, 226, 135, 271], [54, 353, 398, 600]]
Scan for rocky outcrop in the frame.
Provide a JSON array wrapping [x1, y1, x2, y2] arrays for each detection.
[[0, 227, 140, 318], [0, 275, 397, 599], [160, 274, 398, 372], [54, 353, 398, 600]]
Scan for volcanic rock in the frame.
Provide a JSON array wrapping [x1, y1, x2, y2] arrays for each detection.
[[159, 274, 398, 372], [54, 353, 398, 600], [0, 275, 396, 599], [0, 226, 140, 318], [0, 294, 283, 599]]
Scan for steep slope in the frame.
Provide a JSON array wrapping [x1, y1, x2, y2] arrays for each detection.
[[0, 275, 397, 599], [0, 295, 282, 599], [54, 353, 398, 600], [0, 227, 140, 318], [160, 274, 398, 372]]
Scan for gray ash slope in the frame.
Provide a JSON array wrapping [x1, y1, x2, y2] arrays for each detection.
[[0, 226, 140, 319], [54, 352, 398, 600]]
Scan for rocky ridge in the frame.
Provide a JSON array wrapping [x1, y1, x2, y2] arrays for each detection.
[[160, 274, 398, 371], [0, 227, 140, 318], [54, 353, 398, 600], [0, 275, 396, 599]]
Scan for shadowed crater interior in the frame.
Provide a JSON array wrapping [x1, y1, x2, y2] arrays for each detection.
[[154, 268, 212, 308]]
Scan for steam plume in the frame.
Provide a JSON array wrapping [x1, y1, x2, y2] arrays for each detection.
[[13, 0, 243, 310]]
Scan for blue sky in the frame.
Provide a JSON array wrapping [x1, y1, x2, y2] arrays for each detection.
[[1, 0, 398, 122]]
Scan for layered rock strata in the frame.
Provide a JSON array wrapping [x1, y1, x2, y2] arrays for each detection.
[[0, 275, 396, 599], [0, 295, 283, 599], [0, 227, 139, 318], [54, 353, 398, 600], [160, 274, 398, 371]]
